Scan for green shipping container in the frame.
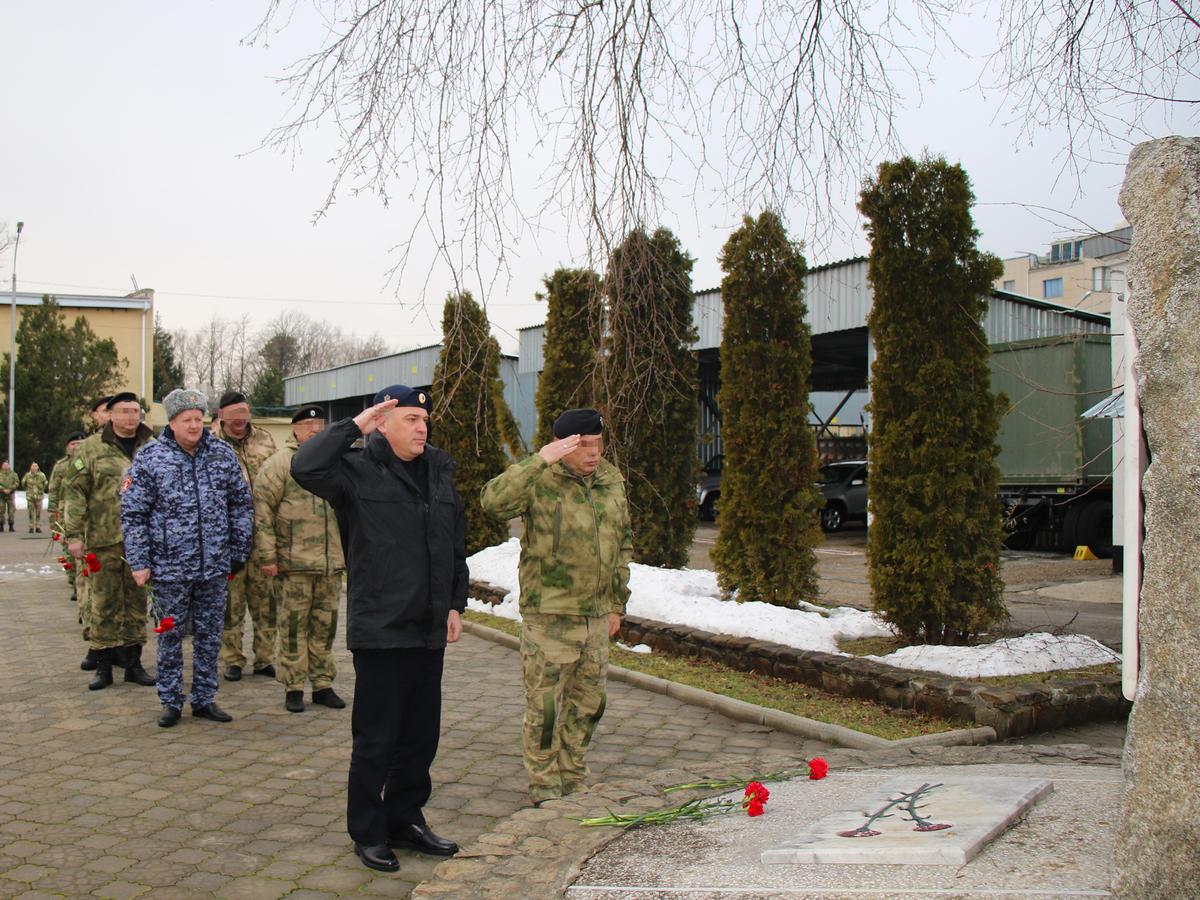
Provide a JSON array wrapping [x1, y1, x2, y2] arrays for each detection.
[[988, 334, 1113, 487]]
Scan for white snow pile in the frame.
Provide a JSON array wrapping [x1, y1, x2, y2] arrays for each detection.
[[466, 538, 1121, 678], [866, 633, 1120, 678], [0, 564, 61, 578]]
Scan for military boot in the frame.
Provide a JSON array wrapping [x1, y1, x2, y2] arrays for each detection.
[[110, 645, 127, 670], [123, 644, 156, 686], [88, 649, 113, 690], [80, 648, 99, 671]]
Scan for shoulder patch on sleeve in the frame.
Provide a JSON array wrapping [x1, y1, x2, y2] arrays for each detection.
[[73, 458, 85, 470]]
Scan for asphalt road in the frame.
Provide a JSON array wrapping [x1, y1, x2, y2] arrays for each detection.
[[690, 522, 1125, 650]]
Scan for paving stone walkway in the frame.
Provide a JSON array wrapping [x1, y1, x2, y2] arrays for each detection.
[[0, 537, 819, 899]]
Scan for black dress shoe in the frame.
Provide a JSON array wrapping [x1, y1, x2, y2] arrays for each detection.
[[223, 665, 242, 682], [387, 823, 458, 856], [158, 706, 181, 728], [191, 703, 233, 723], [311, 687, 346, 709], [285, 690, 305, 713], [253, 664, 276, 677], [353, 842, 399, 872]]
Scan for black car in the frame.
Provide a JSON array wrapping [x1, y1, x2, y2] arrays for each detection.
[[817, 460, 868, 532], [696, 455, 722, 521]]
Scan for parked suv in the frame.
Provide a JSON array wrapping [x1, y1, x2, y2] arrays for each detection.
[[696, 455, 722, 521], [818, 460, 868, 532]]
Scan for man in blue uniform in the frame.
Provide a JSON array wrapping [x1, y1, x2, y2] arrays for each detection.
[[121, 388, 255, 728]]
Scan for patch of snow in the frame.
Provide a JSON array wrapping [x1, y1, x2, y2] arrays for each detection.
[[867, 632, 1120, 678], [616, 642, 652, 654], [466, 538, 1122, 678]]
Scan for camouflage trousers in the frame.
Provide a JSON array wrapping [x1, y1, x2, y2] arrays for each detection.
[[0, 494, 13, 526], [520, 613, 609, 803], [153, 576, 228, 710], [221, 564, 276, 669], [25, 497, 43, 530], [274, 572, 341, 691], [87, 545, 148, 651], [76, 563, 89, 641]]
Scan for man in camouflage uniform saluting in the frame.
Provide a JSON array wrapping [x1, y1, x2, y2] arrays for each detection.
[[62, 393, 156, 690], [121, 389, 255, 728], [253, 404, 347, 713], [214, 390, 278, 681], [481, 408, 633, 805]]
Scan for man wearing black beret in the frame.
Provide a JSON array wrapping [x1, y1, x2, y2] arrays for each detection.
[[481, 407, 632, 806], [86, 396, 111, 434], [292, 385, 467, 873], [214, 390, 278, 682]]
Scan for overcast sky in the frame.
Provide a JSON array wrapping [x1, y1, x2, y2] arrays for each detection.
[[3, 2, 1194, 355]]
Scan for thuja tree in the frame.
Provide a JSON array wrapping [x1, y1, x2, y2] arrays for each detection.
[[533, 267, 603, 448], [431, 290, 511, 554], [858, 155, 1007, 643], [711, 211, 822, 606], [601, 227, 698, 568]]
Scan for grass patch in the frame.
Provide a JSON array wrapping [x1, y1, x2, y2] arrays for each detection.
[[463, 609, 962, 741], [837, 635, 908, 657]]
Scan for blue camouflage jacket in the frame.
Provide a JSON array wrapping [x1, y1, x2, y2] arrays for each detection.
[[120, 425, 254, 582]]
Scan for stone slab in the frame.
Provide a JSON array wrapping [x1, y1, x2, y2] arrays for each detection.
[[761, 775, 1052, 865]]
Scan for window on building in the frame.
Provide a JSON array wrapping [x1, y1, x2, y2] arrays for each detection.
[[1043, 277, 1064, 299], [1002, 280, 1016, 291], [1092, 267, 1111, 290]]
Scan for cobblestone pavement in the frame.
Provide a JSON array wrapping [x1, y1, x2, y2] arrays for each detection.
[[0, 537, 820, 899]]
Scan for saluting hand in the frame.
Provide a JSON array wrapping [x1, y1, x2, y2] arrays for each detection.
[[539, 434, 581, 465], [353, 398, 399, 436]]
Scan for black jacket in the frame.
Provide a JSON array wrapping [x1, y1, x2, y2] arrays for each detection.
[[291, 417, 469, 651]]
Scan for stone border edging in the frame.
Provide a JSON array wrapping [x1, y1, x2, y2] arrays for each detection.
[[459, 619, 996, 750]]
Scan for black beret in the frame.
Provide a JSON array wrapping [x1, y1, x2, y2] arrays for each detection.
[[106, 392, 139, 409], [66, 431, 86, 444], [90, 396, 111, 412], [372, 384, 431, 411], [218, 391, 248, 409], [553, 408, 603, 438], [291, 404, 327, 424]]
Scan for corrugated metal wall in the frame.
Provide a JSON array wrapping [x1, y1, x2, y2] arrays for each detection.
[[984, 295, 1109, 344], [285, 346, 442, 405]]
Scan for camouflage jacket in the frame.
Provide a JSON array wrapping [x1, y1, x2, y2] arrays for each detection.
[[120, 425, 254, 582], [48, 456, 71, 516], [21, 470, 48, 499], [253, 435, 345, 575], [217, 423, 277, 486], [61, 423, 155, 550], [481, 455, 633, 617], [0, 469, 18, 495]]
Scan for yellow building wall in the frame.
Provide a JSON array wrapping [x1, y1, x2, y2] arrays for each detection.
[[0, 293, 154, 400]]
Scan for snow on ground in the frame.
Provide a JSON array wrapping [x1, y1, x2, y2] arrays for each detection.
[[466, 538, 1121, 678], [0, 564, 62, 578]]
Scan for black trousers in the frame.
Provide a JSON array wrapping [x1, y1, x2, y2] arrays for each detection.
[[347, 647, 445, 846]]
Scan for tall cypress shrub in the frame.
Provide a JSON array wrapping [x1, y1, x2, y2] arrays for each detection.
[[711, 211, 822, 606], [431, 290, 511, 554], [858, 156, 1007, 643], [533, 268, 603, 448], [602, 228, 698, 568]]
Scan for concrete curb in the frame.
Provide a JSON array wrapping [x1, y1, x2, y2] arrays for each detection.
[[460, 618, 996, 750]]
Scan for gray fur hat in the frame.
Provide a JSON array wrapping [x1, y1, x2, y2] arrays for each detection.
[[163, 388, 208, 421]]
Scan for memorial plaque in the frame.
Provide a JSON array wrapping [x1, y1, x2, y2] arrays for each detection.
[[762, 776, 1053, 865]]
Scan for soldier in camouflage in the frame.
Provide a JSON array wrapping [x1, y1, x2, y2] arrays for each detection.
[[86, 396, 111, 435], [0, 461, 18, 531], [214, 390, 278, 681], [21, 462, 48, 533], [253, 404, 347, 713], [61, 393, 156, 690], [121, 388, 255, 728], [481, 408, 633, 805], [49, 432, 90, 666]]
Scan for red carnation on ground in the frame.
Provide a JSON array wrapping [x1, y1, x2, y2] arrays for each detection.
[[84, 552, 101, 573], [744, 781, 770, 804], [153, 616, 175, 634], [808, 757, 829, 780], [746, 799, 765, 817]]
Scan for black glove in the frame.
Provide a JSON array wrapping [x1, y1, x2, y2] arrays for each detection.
[[229, 559, 245, 577]]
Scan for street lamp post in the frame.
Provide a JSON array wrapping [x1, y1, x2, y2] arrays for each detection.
[[7, 220, 23, 466]]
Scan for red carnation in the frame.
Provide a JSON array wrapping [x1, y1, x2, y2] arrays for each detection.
[[744, 781, 770, 804], [154, 616, 175, 634], [746, 799, 765, 817], [84, 552, 101, 573], [52, 532, 62, 542], [808, 757, 829, 780], [62, 561, 73, 571]]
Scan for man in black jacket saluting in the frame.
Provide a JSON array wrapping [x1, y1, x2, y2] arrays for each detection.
[[292, 385, 467, 874]]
